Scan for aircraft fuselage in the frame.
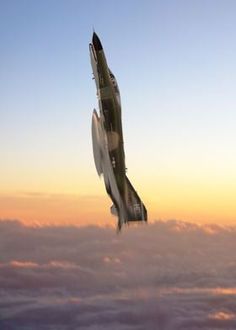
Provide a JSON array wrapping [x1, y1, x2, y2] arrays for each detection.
[[90, 32, 147, 230]]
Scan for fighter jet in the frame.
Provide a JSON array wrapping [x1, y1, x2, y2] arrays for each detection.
[[90, 32, 147, 230]]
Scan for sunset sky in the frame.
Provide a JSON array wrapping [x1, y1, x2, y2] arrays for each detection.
[[1, 0, 236, 226], [1, 2, 236, 328]]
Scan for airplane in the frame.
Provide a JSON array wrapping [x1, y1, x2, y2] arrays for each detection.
[[89, 32, 147, 231]]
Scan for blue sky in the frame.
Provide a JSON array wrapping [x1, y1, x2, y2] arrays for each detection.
[[1, 0, 236, 224]]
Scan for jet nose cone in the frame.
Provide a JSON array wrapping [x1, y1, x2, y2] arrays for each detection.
[[92, 32, 103, 51]]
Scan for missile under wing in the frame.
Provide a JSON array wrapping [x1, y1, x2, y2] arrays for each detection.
[[89, 32, 147, 230]]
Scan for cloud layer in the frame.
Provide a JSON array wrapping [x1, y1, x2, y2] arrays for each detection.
[[0, 219, 236, 329]]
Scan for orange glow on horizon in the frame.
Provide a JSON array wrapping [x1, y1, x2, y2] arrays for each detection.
[[0, 192, 114, 226], [0, 183, 236, 226]]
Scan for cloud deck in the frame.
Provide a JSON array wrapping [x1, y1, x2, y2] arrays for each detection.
[[0, 219, 236, 329]]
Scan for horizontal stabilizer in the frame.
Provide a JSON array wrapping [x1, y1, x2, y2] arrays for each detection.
[[110, 204, 118, 216]]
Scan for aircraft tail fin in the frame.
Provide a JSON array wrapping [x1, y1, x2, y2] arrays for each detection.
[[124, 176, 147, 222], [110, 176, 147, 232]]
